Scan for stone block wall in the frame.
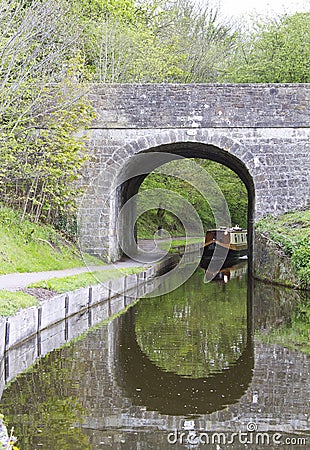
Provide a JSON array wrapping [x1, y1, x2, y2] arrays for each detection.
[[254, 232, 300, 288], [89, 84, 310, 129], [78, 84, 310, 262]]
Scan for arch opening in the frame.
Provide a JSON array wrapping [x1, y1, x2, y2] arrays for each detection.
[[114, 142, 255, 274]]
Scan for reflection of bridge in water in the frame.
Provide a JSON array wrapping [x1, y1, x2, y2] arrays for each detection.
[[114, 305, 253, 416], [74, 302, 309, 449], [1, 270, 309, 449], [76, 279, 309, 445], [80, 336, 309, 448]]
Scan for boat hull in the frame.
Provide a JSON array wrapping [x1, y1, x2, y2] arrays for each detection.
[[200, 242, 247, 269]]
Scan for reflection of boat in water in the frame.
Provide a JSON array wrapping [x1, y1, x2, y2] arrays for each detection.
[[204, 260, 248, 283], [200, 226, 247, 268]]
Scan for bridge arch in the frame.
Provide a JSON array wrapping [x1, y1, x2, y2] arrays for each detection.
[[100, 130, 255, 266]]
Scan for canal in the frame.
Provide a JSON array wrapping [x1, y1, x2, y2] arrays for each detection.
[[1, 262, 309, 449]]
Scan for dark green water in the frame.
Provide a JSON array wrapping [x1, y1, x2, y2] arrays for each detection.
[[1, 262, 309, 449]]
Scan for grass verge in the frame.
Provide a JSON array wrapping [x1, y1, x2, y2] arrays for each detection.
[[28, 267, 146, 293], [0, 205, 102, 274], [0, 291, 38, 316]]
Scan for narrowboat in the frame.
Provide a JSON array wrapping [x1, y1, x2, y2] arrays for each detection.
[[201, 226, 247, 266]]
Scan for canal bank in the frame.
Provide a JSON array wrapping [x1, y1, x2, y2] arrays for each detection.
[[0, 254, 181, 389], [0, 240, 203, 394], [254, 210, 310, 290], [254, 232, 301, 288], [0, 253, 182, 448]]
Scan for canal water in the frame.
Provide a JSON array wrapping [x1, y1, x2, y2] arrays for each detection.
[[1, 262, 309, 449]]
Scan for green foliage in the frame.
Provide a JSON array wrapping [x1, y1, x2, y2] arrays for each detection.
[[137, 159, 248, 238], [73, 0, 236, 82], [0, 291, 38, 316], [0, 60, 95, 228], [68, 3, 310, 84], [292, 243, 310, 288], [72, 0, 138, 22], [199, 159, 248, 227], [146, 0, 236, 83], [0, 1, 95, 231], [256, 210, 310, 287], [1, 348, 92, 449], [225, 12, 310, 83], [137, 209, 184, 239]]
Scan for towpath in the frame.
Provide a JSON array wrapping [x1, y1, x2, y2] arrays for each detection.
[[0, 259, 147, 291], [0, 237, 185, 290]]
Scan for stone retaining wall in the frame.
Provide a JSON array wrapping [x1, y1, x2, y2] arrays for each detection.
[[254, 232, 300, 288]]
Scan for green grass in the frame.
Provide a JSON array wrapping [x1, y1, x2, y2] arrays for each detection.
[[0, 206, 103, 274], [28, 267, 145, 293], [0, 291, 38, 316], [0, 267, 145, 316], [256, 210, 310, 288], [157, 237, 203, 252]]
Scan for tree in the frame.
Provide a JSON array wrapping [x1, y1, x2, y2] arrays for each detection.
[[224, 12, 310, 83], [73, 0, 236, 82], [147, 0, 236, 82], [137, 159, 248, 238], [0, 0, 94, 229]]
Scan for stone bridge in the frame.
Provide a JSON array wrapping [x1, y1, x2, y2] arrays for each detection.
[[79, 84, 310, 266]]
